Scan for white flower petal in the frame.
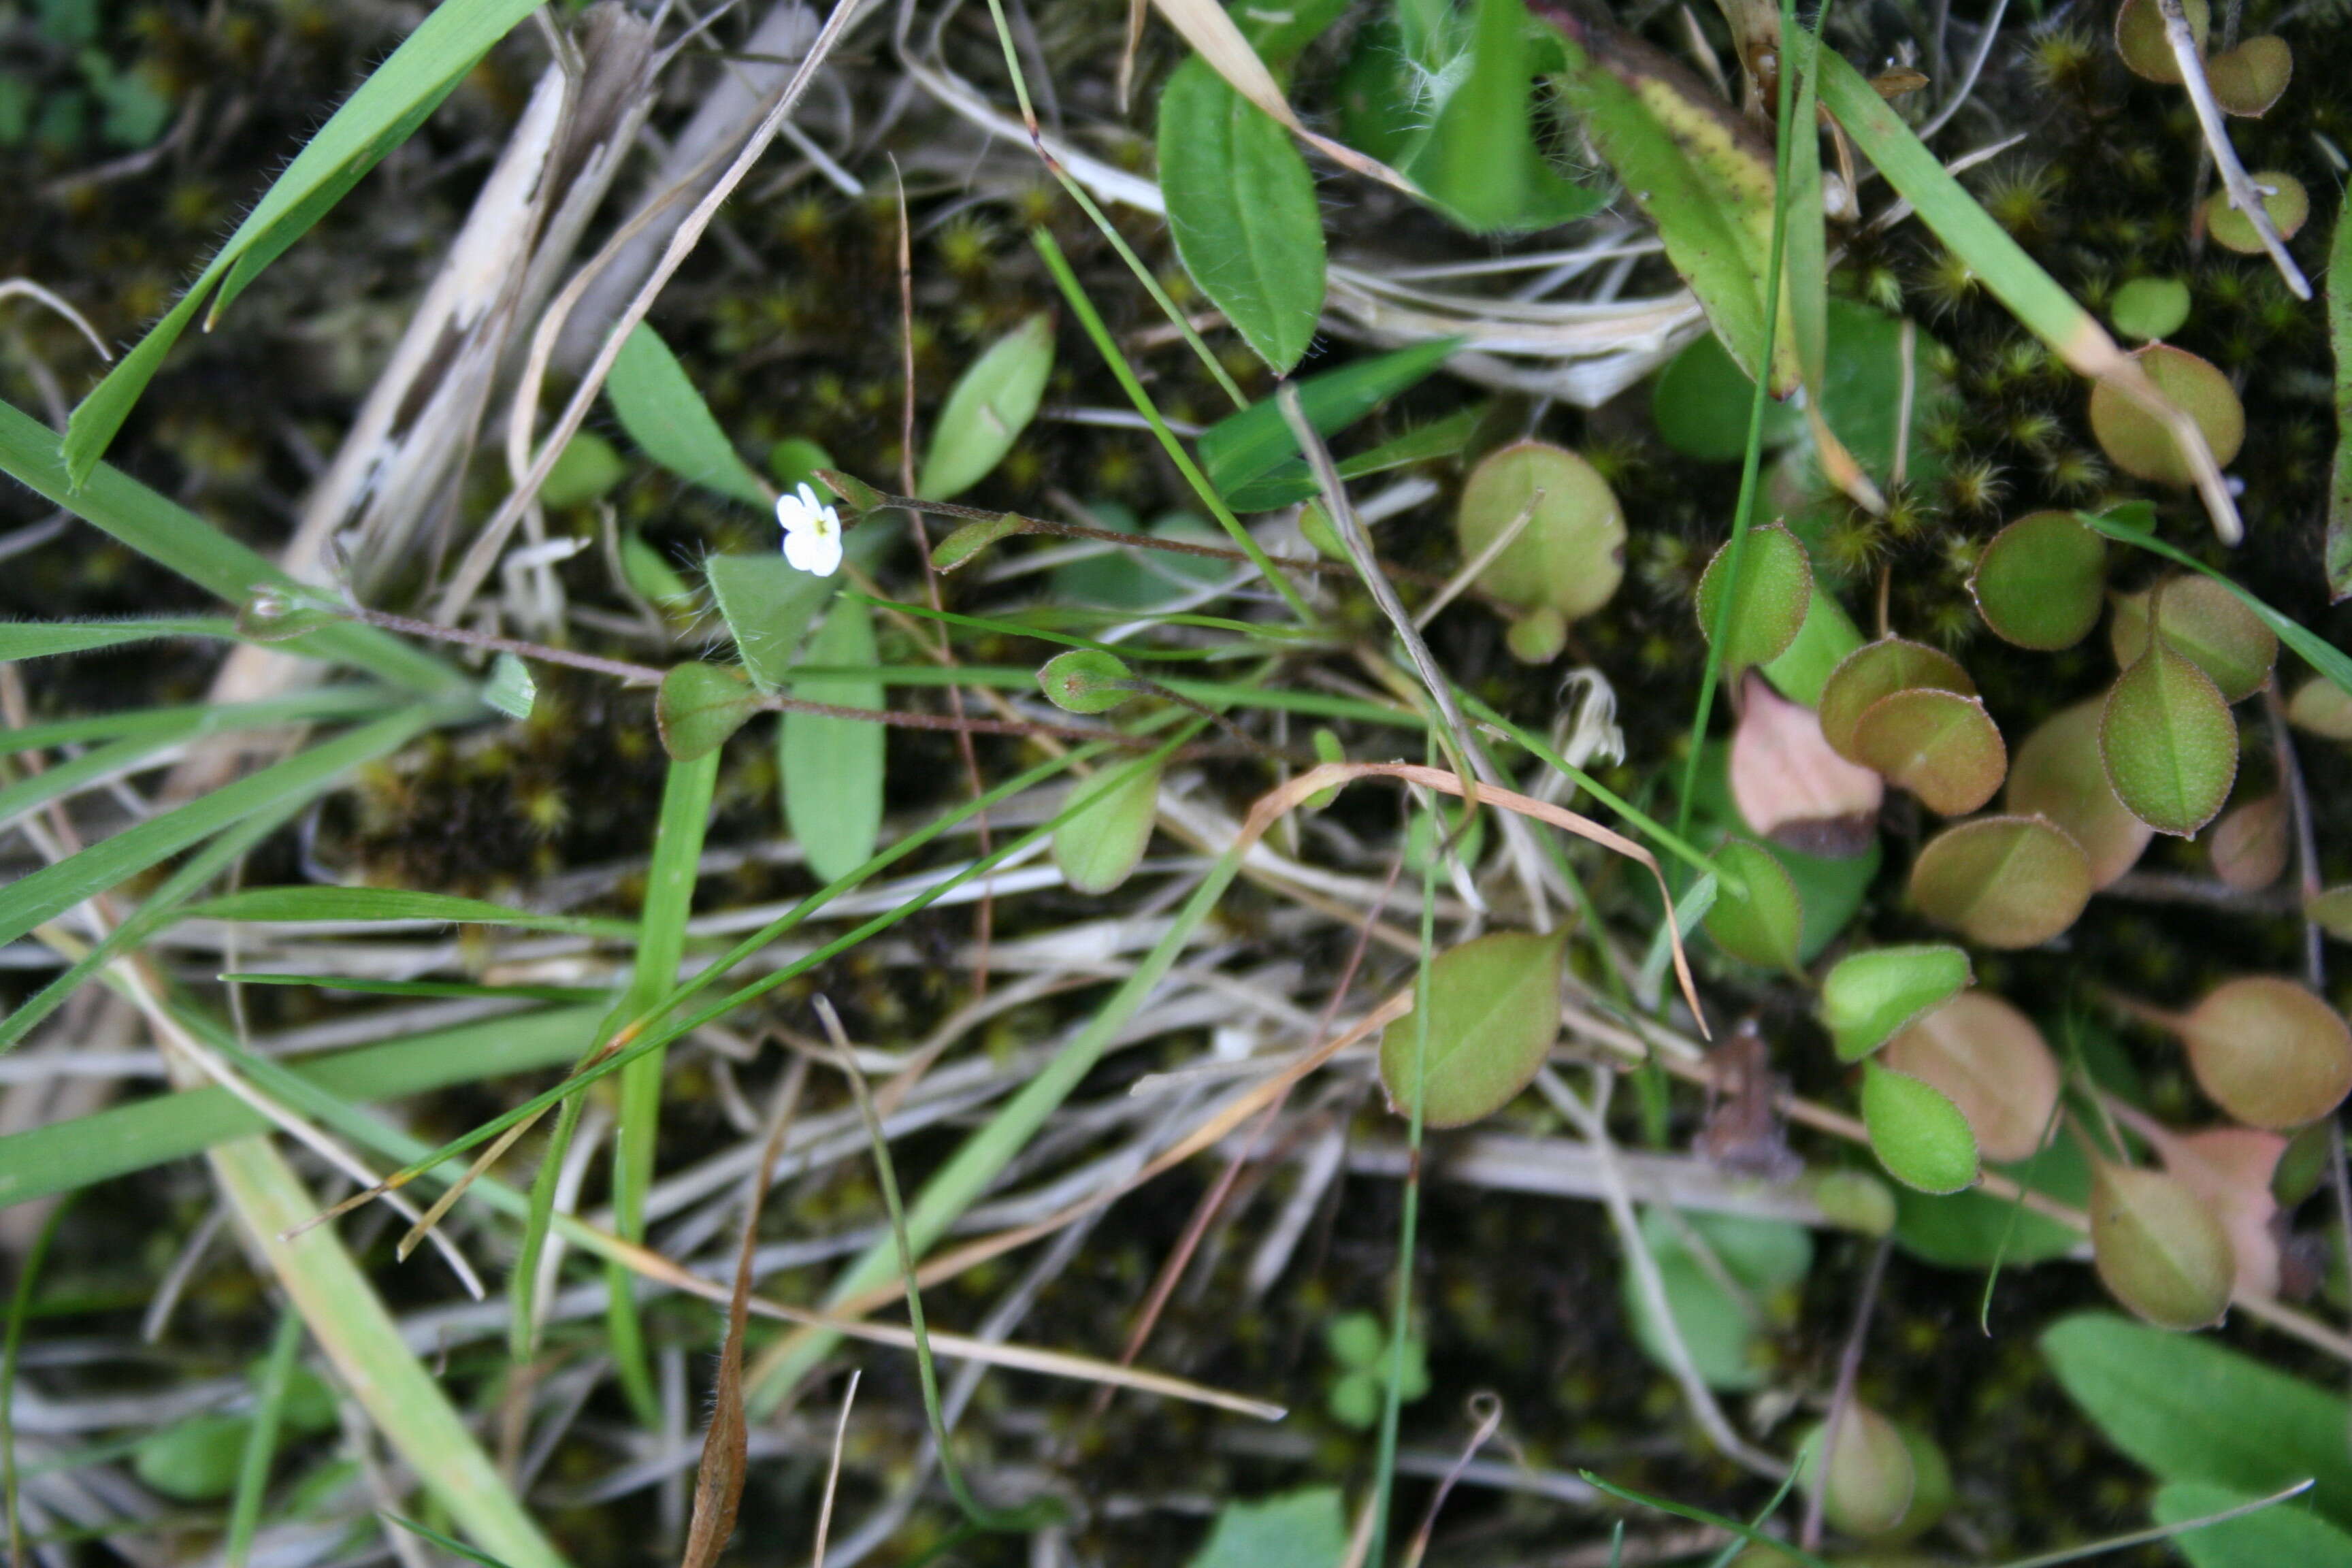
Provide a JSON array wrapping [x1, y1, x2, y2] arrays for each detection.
[[785, 527, 843, 577]]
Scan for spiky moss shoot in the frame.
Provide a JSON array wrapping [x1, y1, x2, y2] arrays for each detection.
[[2002, 408, 2065, 454], [1925, 593, 1980, 649], [512, 777, 570, 840], [1013, 184, 1059, 227], [1915, 248, 1981, 317], [1852, 263, 1907, 316], [1584, 438, 1647, 489], [1879, 483, 1938, 544], [779, 192, 832, 250], [2026, 24, 2102, 97], [933, 213, 997, 278], [1636, 532, 1699, 604], [1942, 455, 2008, 517], [1818, 512, 1887, 584], [2041, 447, 2108, 497], [2108, 142, 2165, 189], [1978, 163, 2061, 242]]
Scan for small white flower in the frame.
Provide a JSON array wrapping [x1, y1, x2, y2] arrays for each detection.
[[777, 482, 843, 576]]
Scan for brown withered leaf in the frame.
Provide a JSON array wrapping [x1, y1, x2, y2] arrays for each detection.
[[1730, 673, 1884, 859], [1697, 1017, 1803, 1180]]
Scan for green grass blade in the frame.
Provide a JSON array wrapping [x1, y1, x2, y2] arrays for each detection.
[[1671, 0, 1810, 845], [0, 708, 432, 951], [0, 731, 189, 831], [318, 743, 1116, 1223], [608, 751, 721, 1424], [2330, 201, 2352, 598], [0, 399, 464, 697], [0, 802, 303, 1055], [221, 975, 608, 1003], [190, 886, 634, 937], [2080, 506, 2352, 696], [206, 1136, 566, 1568], [2, 687, 403, 754], [0, 618, 238, 659], [1030, 227, 1318, 623], [223, 1308, 304, 1568], [59, 0, 543, 484], [3, 1192, 71, 1567], [0, 1007, 602, 1206], [1581, 1472, 1834, 1568]]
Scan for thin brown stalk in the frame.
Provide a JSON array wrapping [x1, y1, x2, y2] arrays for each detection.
[[1799, 1232, 1893, 1550], [1400, 1392, 1506, 1568], [681, 1057, 807, 1568], [810, 1369, 860, 1568]]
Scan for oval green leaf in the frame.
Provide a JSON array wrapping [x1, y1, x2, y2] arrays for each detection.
[[2206, 172, 2308, 255], [2102, 644, 2240, 836], [1378, 928, 1569, 1128], [1054, 757, 1164, 896], [1695, 521, 1812, 677], [1970, 510, 2106, 650], [2089, 1162, 2234, 1330], [784, 599, 884, 883], [2178, 977, 2352, 1131], [2112, 575, 2278, 703], [1822, 944, 1973, 1063], [608, 323, 771, 508], [1454, 440, 1627, 620], [1908, 815, 2092, 948], [2205, 33, 2294, 116], [1861, 1060, 1980, 1194], [2110, 277, 2191, 342], [706, 552, 838, 691], [1702, 839, 1804, 970], [1883, 992, 2060, 1163], [135, 1414, 253, 1502], [1818, 637, 1975, 762], [1158, 56, 1326, 374], [1851, 687, 2007, 816], [2088, 344, 2244, 487], [915, 313, 1055, 500], [1036, 648, 1139, 714], [2006, 698, 2153, 888], [655, 662, 760, 762]]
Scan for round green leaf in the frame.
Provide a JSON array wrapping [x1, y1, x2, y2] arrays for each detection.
[[2110, 277, 2191, 342], [2088, 344, 2244, 487], [1696, 522, 1811, 676], [2206, 172, 2308, 255], [2289, 677, 2352, 740], [1651, 329, 1804, 460], [1505, 604, 1569, 662], [1377, 928, 1569, 1128], [1797, 1403, 1918, 1539], [1970, 511, 2106, 650], [2111, 575, 2278, 702], [2178, 976, 2352, 1131], [655, 662, 760, 762], [1908, 815, 2092, 948], [2089, 1162, 2234, 1330], [1702, 840, 1804, 970], [1036, 648, 1139, 715], [2102, 644, 2240, 836], [1851, 687, 2007, 816], [1054, 757, 1164, 896], [1454, 441, 1627, 621], [2006, 698, 2153, 888], [540, 430, 626, 508], [1812, 1169, 1898, 1235], [1884, 992, 2061, 1163], [2310, 885, 2352, 942], [2206, 33, 2293, 115], [1818, 637, 1975, 762], [135, 1414, 252, 1501], [2114, 0, 2207, 82], [1861, 1061, 1980, 1194], [1822, 944, 1973, 1062]]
